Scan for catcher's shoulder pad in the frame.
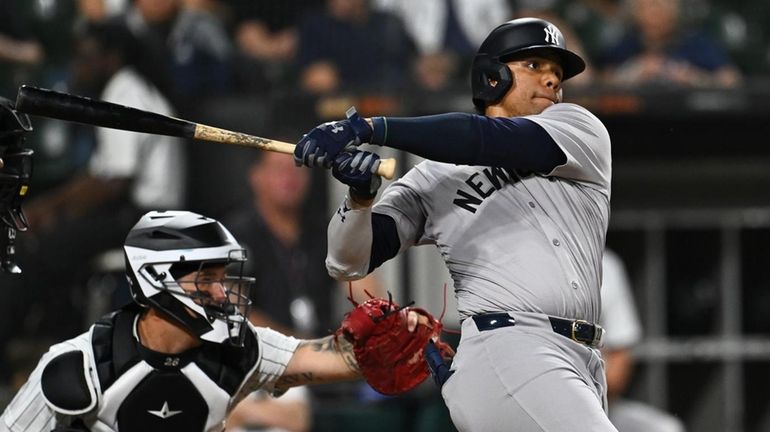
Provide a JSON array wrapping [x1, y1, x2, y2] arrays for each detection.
[[41, 350, 98, 415]]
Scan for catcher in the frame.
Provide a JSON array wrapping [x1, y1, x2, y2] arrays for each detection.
[[0, 210, 451, 432]]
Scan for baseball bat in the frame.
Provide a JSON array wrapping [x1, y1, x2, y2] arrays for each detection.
[[14, 85, 396, 179]]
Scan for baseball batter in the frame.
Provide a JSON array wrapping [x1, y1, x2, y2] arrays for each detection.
[[293, 18, 615, 431]]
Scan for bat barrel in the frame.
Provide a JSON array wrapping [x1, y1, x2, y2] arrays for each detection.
[[15, 85, 398, 180], [15, 85, 196, 138]]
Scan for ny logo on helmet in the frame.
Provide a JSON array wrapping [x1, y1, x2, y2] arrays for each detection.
[[543, 25, 560, 45]]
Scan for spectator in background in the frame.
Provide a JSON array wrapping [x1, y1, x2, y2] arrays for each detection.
[[598, 0, 742, 88], [0, 0, 45, 95], [297, 0, 416, 94], [226, 0, 322, 93], [552, 0, 627, 69], [0, 19, 185, 348], [372, 0, 511, 92], [224, 151, 382, 338], [601, 248, 686, 432], [76, 0, 128, 23], [511, 0, 597, 86], [224, 151, 331, 337], [124, 0, 235, 107], [223, 152, 383, 431]]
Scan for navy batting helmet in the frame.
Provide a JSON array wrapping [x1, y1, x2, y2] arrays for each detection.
[[470, 17, 586, 112]]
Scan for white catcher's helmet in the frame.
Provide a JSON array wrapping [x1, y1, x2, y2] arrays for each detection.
[[124, 211, 254, 346]]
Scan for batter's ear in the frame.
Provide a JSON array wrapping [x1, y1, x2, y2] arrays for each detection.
[[471, 54, 514, 112]]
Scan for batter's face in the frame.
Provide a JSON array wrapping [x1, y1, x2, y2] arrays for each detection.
[[491, 56, 564, 117]]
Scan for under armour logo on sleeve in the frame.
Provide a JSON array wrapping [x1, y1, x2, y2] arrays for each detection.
[[331, 123, 344, 134]]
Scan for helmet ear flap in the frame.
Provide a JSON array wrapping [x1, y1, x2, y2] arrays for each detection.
[[471, 54, 514, 112]]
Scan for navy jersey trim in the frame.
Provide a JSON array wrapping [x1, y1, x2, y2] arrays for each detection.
[[376, 113, 566, 173], [368, 213, 400, 273]]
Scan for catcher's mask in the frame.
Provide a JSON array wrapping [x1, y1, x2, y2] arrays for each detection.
[[124, 211, 254, 346], [470, 17, 586, 112]]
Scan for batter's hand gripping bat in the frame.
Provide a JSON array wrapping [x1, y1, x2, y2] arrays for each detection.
[[14, 85, 396, 179]]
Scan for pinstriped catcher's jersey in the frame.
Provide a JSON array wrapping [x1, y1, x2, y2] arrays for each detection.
[[0, 306, 299, 432], [373, 103, 611, 323]]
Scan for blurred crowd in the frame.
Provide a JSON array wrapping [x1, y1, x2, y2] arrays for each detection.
[[0, 0, 761, 204], [2, 0, 765, 106], [0, 0, 767, 430]]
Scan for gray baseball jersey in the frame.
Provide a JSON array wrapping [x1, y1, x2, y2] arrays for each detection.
[[374, 102, 610, 323], [327, 102, 615, 431]]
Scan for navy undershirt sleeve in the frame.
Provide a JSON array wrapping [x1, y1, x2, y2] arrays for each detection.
[[370, 113, 566, 173], [367, 213, 400, 273]]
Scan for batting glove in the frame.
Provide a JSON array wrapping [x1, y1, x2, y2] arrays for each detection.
[[332, 150, 382, 200], [294, 107, 372, 169]]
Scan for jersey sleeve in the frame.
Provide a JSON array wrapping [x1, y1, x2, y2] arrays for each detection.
[[1, 353, 58, 431], [249, 326, 301, 395], [326, 165, 431, 280], [0, 333, 96, 431], [372, 164, 432, 252], [326, 196, 376, 280], [524, 103, 612, 196]]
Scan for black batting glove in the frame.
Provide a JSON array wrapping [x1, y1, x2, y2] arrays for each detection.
[[332, 150, 382, 200], [294, 107, 372, 169]]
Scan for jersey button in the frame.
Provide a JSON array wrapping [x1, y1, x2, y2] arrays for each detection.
[[571, 281, 579, 289], [552, 239, 560, 246], [528, 202, 536, 208]]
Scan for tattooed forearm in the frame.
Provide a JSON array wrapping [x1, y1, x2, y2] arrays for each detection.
[[306, 335, 337, 353], [307, 335, 360, 374], [275, 335, 361, 390], [334, 335, 360, 374], [276, 372, 314, 388]]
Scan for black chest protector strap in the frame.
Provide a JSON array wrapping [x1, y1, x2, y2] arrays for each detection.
[[91, 304, 261, 395], [92, 304, 143, 392], [41, 350, 98, 415]]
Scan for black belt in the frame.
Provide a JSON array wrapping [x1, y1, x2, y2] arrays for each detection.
[[471, 313, 604, 348]]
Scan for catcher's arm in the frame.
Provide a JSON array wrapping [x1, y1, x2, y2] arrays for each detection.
[[274, 312, 426, 391], [274, 334, 360, 392]]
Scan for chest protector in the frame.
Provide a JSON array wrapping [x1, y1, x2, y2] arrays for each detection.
[[45, 305, 260, 431]]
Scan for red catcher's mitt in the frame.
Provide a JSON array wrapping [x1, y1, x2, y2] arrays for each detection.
[[336, 294, 455, 395]]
